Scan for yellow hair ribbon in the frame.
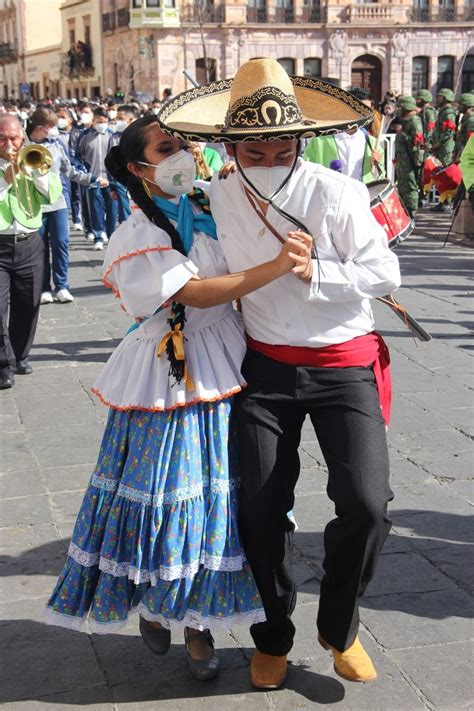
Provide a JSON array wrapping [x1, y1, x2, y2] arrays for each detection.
[[157, 325, 195, 391]]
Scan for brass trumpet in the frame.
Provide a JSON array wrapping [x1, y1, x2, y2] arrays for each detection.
[[7, 143, 53, 218]]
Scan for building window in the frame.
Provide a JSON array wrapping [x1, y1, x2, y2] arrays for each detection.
[[437, 56, 454, 91], [302, 0, 321, 21], [412, 56, 429, 94], [275, 0, 294, 22], [196, 57, 217, 84], [304, 58, 321, 78], [117, 7, 130, 24], [412, 0, 429, 22], [461, 54, 474, 93], [278, 58, 295, 75], [84, 25, 91, 45], [147, 0, 160, 6], [438, 0, 455, 20], [132, 0, 141, 7], [247, 0, 266, 22], [69, 28, 75, 46]]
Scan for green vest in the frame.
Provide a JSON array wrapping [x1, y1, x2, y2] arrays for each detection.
[[304, 133, 385, 184], [0, 170, 62, 231]]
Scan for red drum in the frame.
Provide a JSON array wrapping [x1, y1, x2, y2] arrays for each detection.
[[367, 180, 414, 248], [432, 163, 462, 203], [422, 154, 442, 193]]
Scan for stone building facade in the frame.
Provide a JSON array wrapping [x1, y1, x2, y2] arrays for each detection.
[[0, 0, 62, 101], [101, 0, 474, 104]]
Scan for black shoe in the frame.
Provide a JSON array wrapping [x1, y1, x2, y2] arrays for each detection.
[[139, 617, 171, 655], [0, 373, 15, 389], [184, 629, 220, 681], [431, 202, 447, 213], [15, 361, 33, 375]]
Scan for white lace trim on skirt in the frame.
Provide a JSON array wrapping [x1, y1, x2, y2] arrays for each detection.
[[90, 475, 239, 506], [43, 603, 266, 635], [68, 542, 246, 582]]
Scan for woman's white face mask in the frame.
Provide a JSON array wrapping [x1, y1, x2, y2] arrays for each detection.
[[238, 165, 292, 199], [139, 149, 196, 197]]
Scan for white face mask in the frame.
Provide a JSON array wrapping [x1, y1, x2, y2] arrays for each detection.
[[57, 118, 68, 130], [140, 149, 196, 197], [95, 123, 108, 134], [151, 107, 160, 115], [80, 112, 93, 125], [47, 126, 60, 139], [108, 109, 117, 120], [114, 119, 128, 133], [20, 111, 28, 120], [239, 165, 292, 199]]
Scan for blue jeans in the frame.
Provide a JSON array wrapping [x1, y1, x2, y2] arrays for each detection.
[[70, 181, 82, 224], [113, 182, 132, 223], [80, 185, 92, 232], [39, 208, 70, 292], [88, 184, 118, 243]]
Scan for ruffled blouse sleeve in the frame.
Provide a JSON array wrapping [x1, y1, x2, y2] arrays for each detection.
[[102, 212, 199, 318]]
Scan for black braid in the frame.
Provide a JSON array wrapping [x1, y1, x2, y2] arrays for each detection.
[[105, 117, 189, 386]]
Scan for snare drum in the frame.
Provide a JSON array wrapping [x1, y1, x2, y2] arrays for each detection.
[[432, 163, 462, 203], [367, 180, 414, 248]]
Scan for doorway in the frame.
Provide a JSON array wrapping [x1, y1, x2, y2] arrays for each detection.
[[351, 54, 382, 104]]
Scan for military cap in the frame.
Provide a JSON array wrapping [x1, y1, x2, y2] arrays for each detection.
[[436, 88, 455, 102], [415, 89, 432, 102], [398, 95, 417, 111], [459, 92, 474, 108]]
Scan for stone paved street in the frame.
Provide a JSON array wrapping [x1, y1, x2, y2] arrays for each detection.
[[1, 210, 473, 710]]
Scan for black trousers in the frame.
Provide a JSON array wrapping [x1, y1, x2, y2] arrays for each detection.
[[235, 349, 393, 655], [0, 232, 44, 375]]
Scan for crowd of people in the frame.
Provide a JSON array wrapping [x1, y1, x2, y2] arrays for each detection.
[[0, 61, 473, 692]]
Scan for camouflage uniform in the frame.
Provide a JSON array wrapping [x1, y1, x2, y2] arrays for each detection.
[[433, 88, 456, 166], [395, 97, 424, 218], [454, 93, 474, 162], [415, 89, 437, 153]]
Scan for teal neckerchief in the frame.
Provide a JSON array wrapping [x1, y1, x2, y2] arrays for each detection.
[[152, 192, 217, 255]]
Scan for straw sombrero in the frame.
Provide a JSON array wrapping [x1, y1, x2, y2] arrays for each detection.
[[157, 58, 373, 143]]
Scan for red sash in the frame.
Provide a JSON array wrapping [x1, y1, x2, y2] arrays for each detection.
[[247, 332, 392, 425]]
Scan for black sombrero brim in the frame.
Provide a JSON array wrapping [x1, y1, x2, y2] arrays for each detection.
[[157, 77, 374, 143]]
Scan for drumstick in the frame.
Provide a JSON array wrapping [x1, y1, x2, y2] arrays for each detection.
[[377, 295, 432, 341], [372, 115, 386, 178]]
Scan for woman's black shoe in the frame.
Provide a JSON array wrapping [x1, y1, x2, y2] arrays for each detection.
[[139, 616, 171, 655], [184, 629, 220, 681]]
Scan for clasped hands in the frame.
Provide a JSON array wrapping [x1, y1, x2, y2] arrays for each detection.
[[284, 230, 313, 283]]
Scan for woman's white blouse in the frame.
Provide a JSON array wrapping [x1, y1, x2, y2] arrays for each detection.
[[92, 209, 246, 411]]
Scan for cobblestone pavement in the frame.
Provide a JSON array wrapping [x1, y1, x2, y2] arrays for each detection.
[[1, 211, 473, 710]]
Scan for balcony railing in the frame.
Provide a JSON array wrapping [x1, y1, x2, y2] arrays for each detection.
[[130, 3, 180, 26], [274, 5, 294, 22], [247, 6, 267, 22], [436, 6, 455, 20], [411, 7, 429, 21], [0, 42, 18, 64], [349, 3, 395, 22], [301, 5, 322, 22], [117, 7, 130, 26], [182, 2, 225, 23]]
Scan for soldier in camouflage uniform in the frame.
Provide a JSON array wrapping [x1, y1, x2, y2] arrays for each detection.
[[432, 88, 456, 166], [454, 93, 474, 162], [415, 89, 437, 153], [395, 96, 425, 219]]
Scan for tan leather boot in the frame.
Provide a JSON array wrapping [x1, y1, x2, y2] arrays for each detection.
[[319, 635, 377, 682], [250, 650, 288, 689]]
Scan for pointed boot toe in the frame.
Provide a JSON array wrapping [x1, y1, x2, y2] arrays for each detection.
[[250, 650, 288, 690], [139, 616, 171, 655], [319, 634, 377, 682]]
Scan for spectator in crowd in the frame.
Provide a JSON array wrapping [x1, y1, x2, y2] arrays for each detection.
[[69, 102, 94, 239], [0, 113, 62, 388], [108, 104, 139, 222], [56, 106, 83, 230], [76, 106, 117, 250], [29, 107, 105, 303]]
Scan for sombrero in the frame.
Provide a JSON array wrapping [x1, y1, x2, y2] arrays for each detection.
[[157, 58, 373, 143]]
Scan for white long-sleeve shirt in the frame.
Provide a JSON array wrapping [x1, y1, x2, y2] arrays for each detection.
[[208, 159, 401, 347]]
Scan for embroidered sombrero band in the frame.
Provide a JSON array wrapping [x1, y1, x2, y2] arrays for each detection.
[[157, 58, 373, 143]]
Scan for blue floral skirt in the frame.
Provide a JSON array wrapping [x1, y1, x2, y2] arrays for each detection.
[[45, 399, 265, 633]]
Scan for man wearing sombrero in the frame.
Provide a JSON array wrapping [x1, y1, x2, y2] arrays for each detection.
[[158, 59, 401, 690]]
